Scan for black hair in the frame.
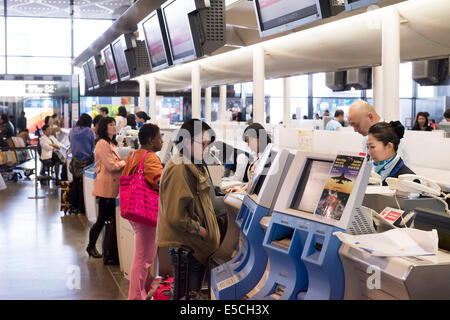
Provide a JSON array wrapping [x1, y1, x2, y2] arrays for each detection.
[[242, 122, 271, 151], [100, 107, 109, 115], [93, 115, 102, 127], [334, 109, 344, 117], [444, 109, 450, 119], [42, 124, 50, 133], [52, 113, 57, 119], [118, 106, 127, 118], [176, 119, 216, 153], [44, 115, 51, 125], [1, 114, 8, 123], [413, 112, 431, 130], [96, 117, 117, 145], [138, 123, 160, 146], [126, 114, 137, 129], [136, 111, 150, 122], [368, 121, 404, 152], [76, 113, 92, 128]]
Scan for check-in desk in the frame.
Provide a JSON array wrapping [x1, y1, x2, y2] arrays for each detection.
[[83, 163, 98, 223], [339, 244, 450, 299]]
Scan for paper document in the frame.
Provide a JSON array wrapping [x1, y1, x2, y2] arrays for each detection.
[[334, 228, 439, 257]]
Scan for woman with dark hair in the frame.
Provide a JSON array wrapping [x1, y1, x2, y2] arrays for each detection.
[[122, 123, 164, 300], [157, 119, 220, 300], [126, 114, 137, 130], [226, 122, 272, 193], [87, 117, 126, 261], [135, 111, 150, 128], [116, 106, 127, 133], [367, 121, 415, 186], [412, 112, 433, 131], [92, 115, 102, 137], [69, 113, 95, 215]]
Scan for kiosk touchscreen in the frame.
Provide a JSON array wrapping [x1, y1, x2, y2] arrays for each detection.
[[211, 145, 294, 300], [252, 151, 373, 300]]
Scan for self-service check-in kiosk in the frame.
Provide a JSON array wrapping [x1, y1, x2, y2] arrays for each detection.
[[211, 145, 294, 300], [253, 151, 373, 300]]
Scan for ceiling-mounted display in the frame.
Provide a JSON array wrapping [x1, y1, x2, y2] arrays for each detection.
[[101, 44, 119, 85], [140, 9, 172, 71], [111, 34, 134, 82], [82, 62, 93, 91], [254, 0, 332, 37]]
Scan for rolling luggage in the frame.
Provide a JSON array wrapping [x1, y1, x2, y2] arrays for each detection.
[[146, 276, 174, 300], [168, 246, 193, 300], [102, 217, 119, 265], [60, 181, 71, 214]]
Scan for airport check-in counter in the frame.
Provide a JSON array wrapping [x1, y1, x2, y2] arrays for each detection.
[[211, 145, 294, 300], [83, 163, 98, 223]]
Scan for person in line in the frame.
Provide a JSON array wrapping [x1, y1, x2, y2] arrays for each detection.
[[87, 117, 126, 260], [17, 129, 30, 146], [122, 124, 164, 300], [367, 121, 415, 186], [92, 115, 102, 137], [440, 109, 450, 124], [99, 107, 109, 117], [0, 114, 14, 139], [40, 124, 62, 185], [157, 119, 220, 300], [51, 113, 61, 134], [17, 111, 27, 133], [412, 112, 433, 131], [226, 123, 272, 193], [116, 106, 127, 134], [126, 114, 137, 130], [135, 111, 151, 128], [325, 109, 344, 131], [348, 99, 410, 165], [69, 114, 95, 215]]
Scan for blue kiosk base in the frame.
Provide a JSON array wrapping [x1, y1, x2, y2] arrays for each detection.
[[211, 196, 269, 300]]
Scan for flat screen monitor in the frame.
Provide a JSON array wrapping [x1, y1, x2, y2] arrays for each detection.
[[112, 35, 132, 81], [141, 9, 172, 71], [344, 0, 381, 11], [290, 159, 333, 214], [254, 0, 331, 37], [161, 0, 198, 64], [87, 57, 100, 89], [101, 44, 119, 84], [247, 144, 275, 196], [82, 62, 93, 91]]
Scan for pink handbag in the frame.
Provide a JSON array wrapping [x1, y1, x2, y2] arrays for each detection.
[[119, 151, 159, 227]]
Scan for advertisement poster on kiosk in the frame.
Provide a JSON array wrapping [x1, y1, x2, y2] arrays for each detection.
[[314, 155, 364, 221]]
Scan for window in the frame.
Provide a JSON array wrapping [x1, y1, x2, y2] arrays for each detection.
[[0, 18, 5, 56], [73, 19, 113, 57], [0, 56, 5, 74], [8, 57, 72, 75], [7, 17, 71, 57]]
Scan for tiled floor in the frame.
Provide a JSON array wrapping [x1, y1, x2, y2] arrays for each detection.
[[0, 179, 130, 300]]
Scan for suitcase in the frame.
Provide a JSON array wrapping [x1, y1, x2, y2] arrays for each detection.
[[102, 217, 119, 265], [168, 246, 193, 300], [60, 181, 71, 214]]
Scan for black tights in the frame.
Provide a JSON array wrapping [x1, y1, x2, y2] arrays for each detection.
[[87, 197, 115, 249]]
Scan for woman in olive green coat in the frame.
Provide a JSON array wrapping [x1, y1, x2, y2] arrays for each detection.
[[157, 119, 220, 299]]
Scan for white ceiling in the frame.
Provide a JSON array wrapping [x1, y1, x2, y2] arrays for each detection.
[[140, 0, 450, 92]]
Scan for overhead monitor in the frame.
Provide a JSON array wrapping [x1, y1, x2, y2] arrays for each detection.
[[140, 9, 172, 71], [344, 0, 382, 11], [253, 0, 332, 37], [111, 34, 134, 81], [274, 151, 372, 232], [87, 57, 100, 90], [82, 62, 93, 91], [101, 44, 119, 84]]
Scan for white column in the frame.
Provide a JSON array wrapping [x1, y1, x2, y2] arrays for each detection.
[[138, 77, 147, 113], [191, 63, 201, 119], [372, 66, 383, 117], [149, 76, 157, 123], [253, 46, 265, 124], [382, 7, 400, 122], [219, 85, 227, 122], [283, 77, 291, 126], [205, 87, 212, 123]]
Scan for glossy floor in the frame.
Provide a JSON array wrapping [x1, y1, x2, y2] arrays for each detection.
[[0, 180, 129, 300]]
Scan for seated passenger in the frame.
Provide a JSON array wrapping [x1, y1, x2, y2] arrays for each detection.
[[367, 121, 415, 186], [412, 112, 433, 131], [40, 124, 62, 185]]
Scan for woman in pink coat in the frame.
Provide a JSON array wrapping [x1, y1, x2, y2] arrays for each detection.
[[87, 117, 126, 259]]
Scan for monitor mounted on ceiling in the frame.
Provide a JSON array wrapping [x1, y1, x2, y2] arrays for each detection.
[[139, 9, 172, 71], [101, 44, 119, 85], [111, 34, 134, 82], [253, 0, 332, 37], [87, 57, 100, 90], [82, 62, 93, 91]]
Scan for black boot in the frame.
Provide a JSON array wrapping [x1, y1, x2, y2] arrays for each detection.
[[86, 246, 102, 258]]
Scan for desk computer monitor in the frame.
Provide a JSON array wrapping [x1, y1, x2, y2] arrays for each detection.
[[274, 151, 373, 233]]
